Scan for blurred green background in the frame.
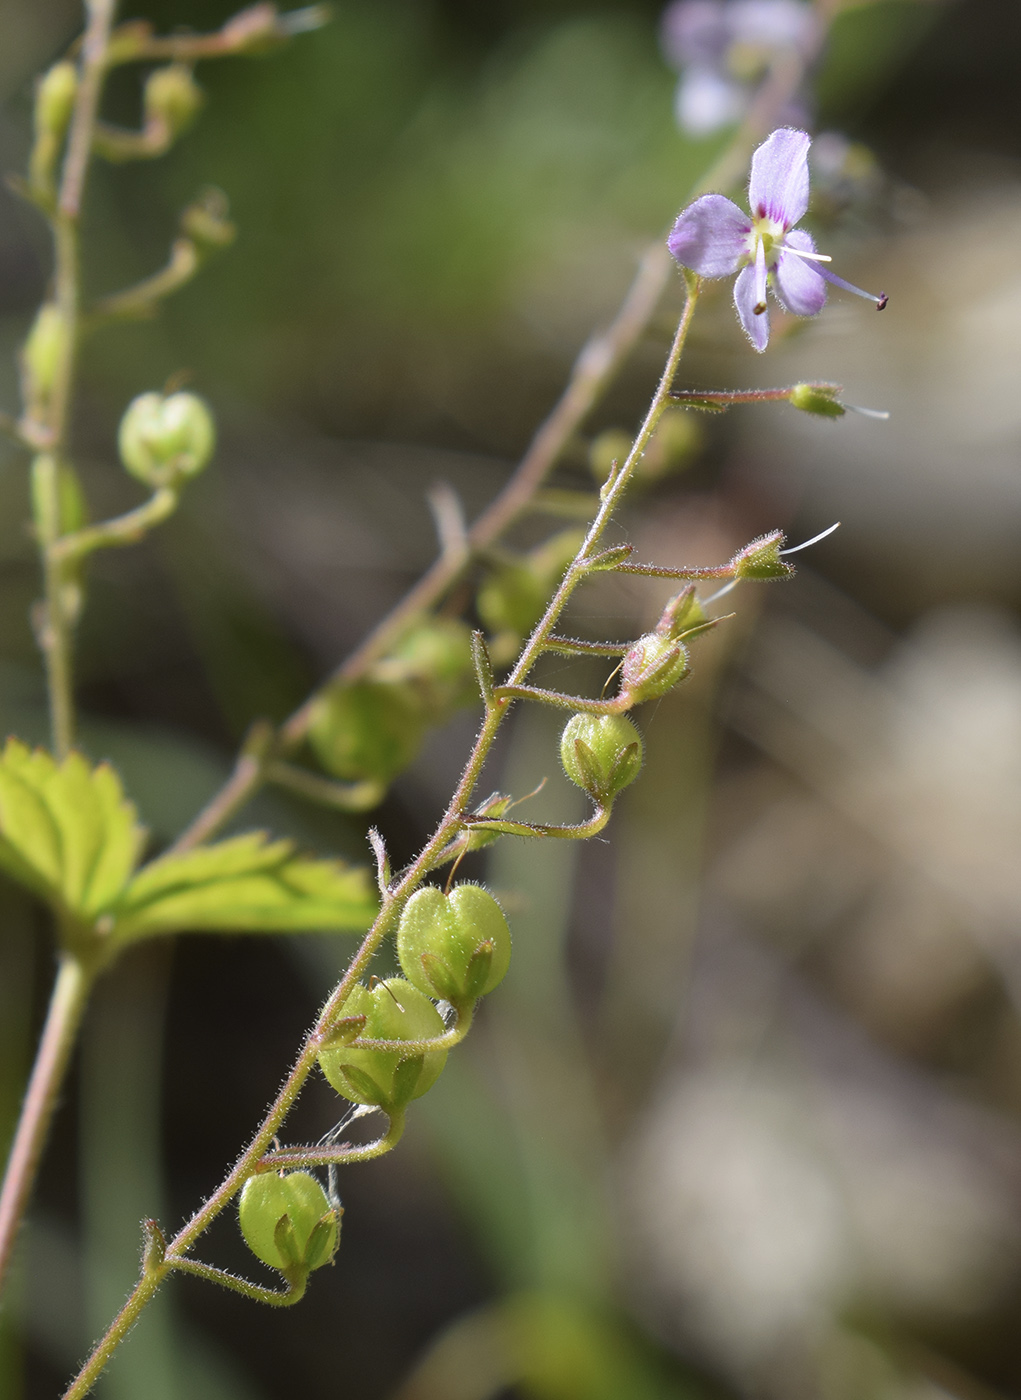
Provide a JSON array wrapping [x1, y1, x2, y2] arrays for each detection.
[[4, 2, 1021, 1398]]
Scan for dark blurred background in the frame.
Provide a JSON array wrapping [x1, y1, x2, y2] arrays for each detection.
[[3, 2, 1021, 1398]]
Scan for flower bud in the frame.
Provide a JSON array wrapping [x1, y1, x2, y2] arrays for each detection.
[[238, 1171, 339, 1276], [318, 979, 447, 1110], [654, 585, 706, 641], [560, 713, 643, 804], [789, 382, 845, 418], [22, 304, 69, 404], [308, 680, 426, 784], [730, 531, 793, 581], [118, 391, 216, 487], [397, 884, 511, 1005], [34, 62, 77, 141], [621, 633, 688, 703], [144, 65, 203, 140]]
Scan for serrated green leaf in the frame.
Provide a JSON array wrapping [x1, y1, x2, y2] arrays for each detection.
[[111, 831, 377, 941], [0, 739, 145, 918]]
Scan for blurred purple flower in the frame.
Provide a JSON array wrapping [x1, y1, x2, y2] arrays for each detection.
[[660, 0, 817, 136], [668, 128, 887, 352]]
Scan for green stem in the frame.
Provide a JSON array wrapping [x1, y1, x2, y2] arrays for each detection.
[[0, 955, 94, 1298], [257, 1109, 406, 1171], [62, 277, 703, 1397], [167, 1258, 305, 1307], [50, 486, 180, 564], [61, 1271, 164, 1400], [1, 0, 118, 1308]]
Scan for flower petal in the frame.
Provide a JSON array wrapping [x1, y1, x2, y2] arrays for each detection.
[[668, 194, 750, 277], [748, 127, 810, 228], [734, 264, 769, 351], [773, 228, 827, 316], [674, 67, 745, 136], [660, 0, 729, 68]]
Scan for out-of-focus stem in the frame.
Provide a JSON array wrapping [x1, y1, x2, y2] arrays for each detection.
[[0, 956, 93, 1298], [1, 0, 118, 1304]]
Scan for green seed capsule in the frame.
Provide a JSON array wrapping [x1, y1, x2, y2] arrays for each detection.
[[34, 62, 77, 141], [308, 680, 426, 784], [560, 713, 643, 804], [238, 1171, 339, 1275], [397, 884, 511, 1005], [374, 618, 475, 717], [318, 978, 446, 1109], [22, 304, 69, 404], [621, 632, 689, 703], [118, 391, 216, 487], [144, 64, 203, 139]]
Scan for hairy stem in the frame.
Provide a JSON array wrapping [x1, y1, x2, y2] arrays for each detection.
[[0, 956, 93, 1297], [62, 277, 702, 1399], [168, 31, 822, 856]]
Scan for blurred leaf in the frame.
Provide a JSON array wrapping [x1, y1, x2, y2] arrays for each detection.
[[111, 830, 377, 941], [0, 739, 145, 920]]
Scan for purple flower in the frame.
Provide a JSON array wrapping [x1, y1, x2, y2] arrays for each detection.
[[661, 0, 816, 136], [667, 128, 887, 352]]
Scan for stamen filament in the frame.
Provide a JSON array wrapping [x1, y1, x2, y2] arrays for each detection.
[[781, 244, 832, 263], [753, 238, 767, 315], [816, 265, 887, 308]]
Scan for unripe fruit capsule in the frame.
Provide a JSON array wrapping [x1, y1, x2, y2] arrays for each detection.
[[238, 1171, 339, 1274], [318, 978, 447, 1109], [397, 883, 511, 1005], [560, 713, 643, 803], [308, 680, 425, 784], [621, 632, 688, 703], [118, 391, 216, 487]]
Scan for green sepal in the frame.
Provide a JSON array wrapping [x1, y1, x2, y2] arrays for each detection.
[[336, 1062, 388, 1106], [730, 531, 794, 581], [462, 940, 495, 1002], [789, 382, 845, 418], [418, 950, 462, 1004], [585, 545, 633, 572], [303, 1212, 341, 1272], [471, 630, 495, 707], [110, 831, 376, 942], [320, 1014, 367, 1049], [142, 1219, 166, 1275], [273, 1214, 303, 1271], [391, 1054, 426, 1106]]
